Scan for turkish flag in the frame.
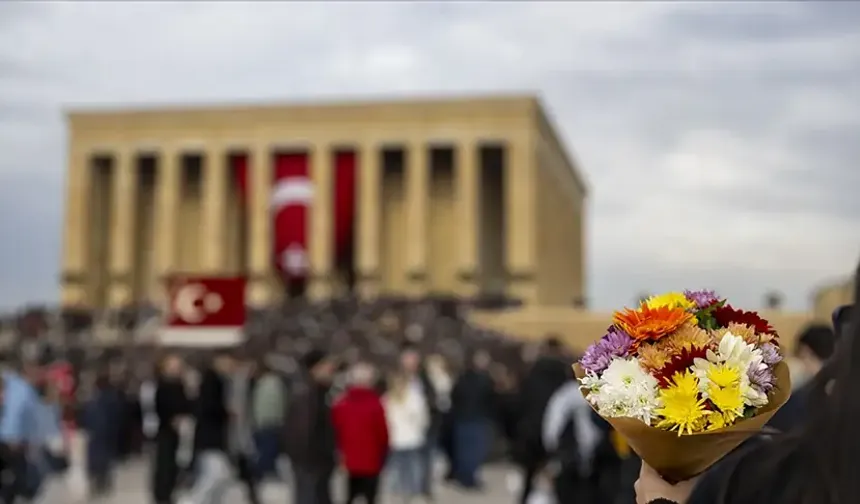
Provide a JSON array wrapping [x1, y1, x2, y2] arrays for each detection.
[[161, 276, 246, 347], [271, 152, 311, 278], [166, 276, 246, 328]]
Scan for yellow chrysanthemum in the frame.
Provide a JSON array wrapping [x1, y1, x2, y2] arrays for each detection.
[[707, 383, 745, 422], [655, 370, 711, 436], [706, 363, 742, 389], [706, 412, 730, 431], [646, 292, 697, 311]]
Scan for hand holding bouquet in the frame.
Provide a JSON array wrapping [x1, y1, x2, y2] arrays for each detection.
[[575, 290, 790, 481]]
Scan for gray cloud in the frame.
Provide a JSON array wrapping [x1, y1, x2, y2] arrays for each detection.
[[0, 3, 47, 31], [0, 2, 858, 310], [659, 2, 860, 41]]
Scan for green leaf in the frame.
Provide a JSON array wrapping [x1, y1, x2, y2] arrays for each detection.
[[694, 300, 727, 330]]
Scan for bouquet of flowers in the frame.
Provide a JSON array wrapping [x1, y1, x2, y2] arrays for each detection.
[[574, 290, 791, 480]]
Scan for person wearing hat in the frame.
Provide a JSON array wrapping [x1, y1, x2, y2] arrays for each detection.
[[283, 349, 337, 504]]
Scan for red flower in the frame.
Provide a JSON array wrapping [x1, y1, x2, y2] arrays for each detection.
[[712, 305, 776, 336], [653, 345, 708, 388]]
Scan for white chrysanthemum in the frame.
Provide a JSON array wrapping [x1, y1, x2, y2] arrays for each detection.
[[742, 381, 769, 407], [693, 332, 768, 407], [579, 372, 603, 396], [714, 332, 764, 370], [581, 357, 661, 425]]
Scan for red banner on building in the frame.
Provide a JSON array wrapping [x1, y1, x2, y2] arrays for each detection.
[[333, 150, 357, 263], [160, 276, 246, 347], [271, 152, 311, 279]]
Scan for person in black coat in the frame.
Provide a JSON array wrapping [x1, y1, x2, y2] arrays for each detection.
[[150, 353, 190, 504], [513, 337, 571, 504], [283, 349, 337, 504], [636, 265, 860, 504], [186, 352, 234, 504], [832, 304, 853, 340], [449, 349, 497, 490], [768, 324, 837, 432], [191, 355, 231, 457], [491, 365, 521, 457], [82, 372, 122, 496]]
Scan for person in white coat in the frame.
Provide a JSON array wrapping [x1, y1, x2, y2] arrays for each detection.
[[383, 372, 429, 503], [542, 379, 600, 503]]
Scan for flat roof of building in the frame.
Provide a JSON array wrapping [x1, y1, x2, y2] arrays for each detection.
[[67, 93, 587, 194]]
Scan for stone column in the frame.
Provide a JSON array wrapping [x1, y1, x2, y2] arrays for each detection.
[[356, 143, 381, 299], [60, 146, 93, 307], [505, 133, 538, 304], [455, 139, 480, 298], [308, 144, 333, 301], [405, 141, 429, 296], [153, 147, 181, 303], [201, 145, 228, 272], [107, 148, 138, 308], [247, 142, 273, 307]]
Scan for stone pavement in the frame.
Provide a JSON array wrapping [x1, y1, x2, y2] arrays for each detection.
[[40, 459, 521, 504]]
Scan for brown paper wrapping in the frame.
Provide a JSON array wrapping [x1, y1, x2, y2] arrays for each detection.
[[574, 360, 791, 482]]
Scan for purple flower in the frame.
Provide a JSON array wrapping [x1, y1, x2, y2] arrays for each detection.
[[760, 343, 782, 366], [683, 289, 720, 309], [749, 366, 774, 393], [580, 327, 634, 374]]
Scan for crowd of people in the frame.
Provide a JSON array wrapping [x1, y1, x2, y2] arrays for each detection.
[[0, 288, 856, 504]]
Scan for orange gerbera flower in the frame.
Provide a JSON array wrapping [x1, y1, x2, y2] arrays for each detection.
[[613, 305, 693, 346]]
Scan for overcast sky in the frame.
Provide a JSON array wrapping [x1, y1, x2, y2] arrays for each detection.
[[0, 2, 858, 311]]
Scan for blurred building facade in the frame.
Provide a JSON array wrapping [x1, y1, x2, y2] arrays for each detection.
[[813, 277, 855, 321], [56, 94, 852, 351], [60, 95, 586, 310]]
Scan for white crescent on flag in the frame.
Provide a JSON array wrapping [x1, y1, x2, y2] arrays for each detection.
[[172, 283, 224, 324], [271, 175, 313, 275], [271, 177, 313, 211], [173, 283, 206, 323]]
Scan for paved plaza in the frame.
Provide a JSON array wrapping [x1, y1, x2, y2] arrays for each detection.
[[41, 459, 520, 504]]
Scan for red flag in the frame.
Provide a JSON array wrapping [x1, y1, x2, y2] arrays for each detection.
[[161, 276, 246, 346], [271, 152, 311, 278]]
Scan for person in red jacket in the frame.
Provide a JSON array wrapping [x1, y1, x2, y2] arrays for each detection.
[[332, 362, 389, 504]]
